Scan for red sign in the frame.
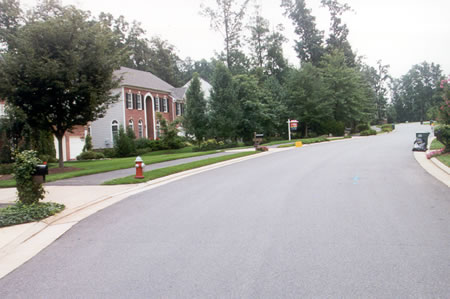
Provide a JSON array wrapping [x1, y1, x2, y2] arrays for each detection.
[[290, 120, 298, 130]]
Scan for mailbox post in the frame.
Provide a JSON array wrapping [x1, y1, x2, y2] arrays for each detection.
[[135, 156, 145, 179], [253, 132, 264, 149]]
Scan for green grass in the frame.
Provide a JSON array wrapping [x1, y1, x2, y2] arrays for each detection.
[[430, 139, 445, 150], [263, 136, 329, 146], [0, 202, 65, 227], [104, 151, 258, 185], [0, 147, 220, 188], [437, 153, 450, 167]]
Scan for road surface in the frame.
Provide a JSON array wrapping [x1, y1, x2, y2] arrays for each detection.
[[1, 123, 449, 298]]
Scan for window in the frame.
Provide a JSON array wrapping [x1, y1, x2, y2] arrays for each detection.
[[111, 120, 119, 143], [0, 103, 5, 117], [156, 120, 161, 139], [154, 97, 160, 112], [163, 98, 168, 113], [138, 120, 143, 138], [137, 94, 142, 110], [126, 93, 132, 109], [180, 103, 184, 116], [176, 102, 181, 116], [128, 119, 134, 131]]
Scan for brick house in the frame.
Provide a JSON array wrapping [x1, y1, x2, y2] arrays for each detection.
[[90, 67, 186, 149]]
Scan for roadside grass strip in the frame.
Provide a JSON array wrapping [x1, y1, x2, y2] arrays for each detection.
[[430, 139, 445, 150], [0, 149, 219, 188], [265, 136, 330, 146], [437, 153, 450, 167], [103, 151, 258, 185]]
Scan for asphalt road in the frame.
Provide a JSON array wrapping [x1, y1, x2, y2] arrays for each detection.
[[1, 123, 449, 298]]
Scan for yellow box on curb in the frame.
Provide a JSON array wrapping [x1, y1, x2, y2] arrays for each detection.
[[295, 141, 303, 147]]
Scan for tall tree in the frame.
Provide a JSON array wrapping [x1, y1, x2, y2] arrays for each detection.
[[321, 0, 355, 65], [234, 74, 268, 141], [286, 63, 332, 136], [147, 37, 184, 86], [0, 0, 22, 50], [0, 5, 123, 167], [393, 62, 443, 122], [184, 73, 209, 142], [209, 62, 241, 140], [320, 50, 374, 127], [281, 0, 324, 66], [202, 0, 250, 74], [361, 60, 391, 122]]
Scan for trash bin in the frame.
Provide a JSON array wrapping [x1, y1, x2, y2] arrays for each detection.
[[392, 124, 395, 130], [412, 132, 430, 151]]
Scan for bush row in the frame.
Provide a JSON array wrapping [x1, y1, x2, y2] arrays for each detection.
[[192, 139, 244, 152], [360, 129, 377, 136]]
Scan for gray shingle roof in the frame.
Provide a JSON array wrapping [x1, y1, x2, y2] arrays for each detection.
[[114, 67, 175, 93], [171, 87, 188, 100]]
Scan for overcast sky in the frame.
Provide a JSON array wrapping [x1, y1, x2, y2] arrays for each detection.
[[21, 0, 450, 78]]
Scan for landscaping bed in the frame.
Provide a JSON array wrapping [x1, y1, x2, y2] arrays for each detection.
[[0, 202, 65, 228]]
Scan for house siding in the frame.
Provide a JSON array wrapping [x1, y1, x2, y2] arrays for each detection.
[[91, 88, 124, 149]]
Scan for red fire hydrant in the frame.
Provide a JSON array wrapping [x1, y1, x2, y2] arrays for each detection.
[[135, 156, 145, 179]]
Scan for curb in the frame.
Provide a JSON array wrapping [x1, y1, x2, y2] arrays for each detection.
[[430, 157, 450, 175]]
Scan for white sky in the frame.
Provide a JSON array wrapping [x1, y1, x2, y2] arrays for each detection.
[[20, 0, 450, 78]]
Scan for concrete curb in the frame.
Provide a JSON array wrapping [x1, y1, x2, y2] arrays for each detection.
[[430, 157, 450, 175], [0, 148, 289, 279]]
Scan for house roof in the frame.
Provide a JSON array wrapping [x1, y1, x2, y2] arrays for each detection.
[[114, 67, 175, 93], [171, 87, 188, 100]]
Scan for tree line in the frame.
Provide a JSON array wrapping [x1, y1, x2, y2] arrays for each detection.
[[0, 0, 448, 166]]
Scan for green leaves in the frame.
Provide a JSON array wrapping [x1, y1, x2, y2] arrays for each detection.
[[0, 202, 65, 227], [13, 150, 45, 205]]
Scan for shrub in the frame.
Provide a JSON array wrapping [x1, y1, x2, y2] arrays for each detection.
[[114, 126, 136, 157], [76, 151, 105, 160], [0, 163, 14, 175], [135, 138, 153, 149], [0, 202, 65, 227], [192, 139, 239, 151], [324, 120, 345, 136], [83, 134, 93, 152], [101, 148, 117, 158], [435, 125, 450, 153], [13, 150, 46, 205], [360, 129, 377, 136], [256, 146, 269, 152], [356, 123, 370, 132], [136, 148, 151, 156]]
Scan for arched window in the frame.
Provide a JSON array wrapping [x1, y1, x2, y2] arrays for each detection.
[[138, 120, 143, 138], [111, 120, 119, 143], [128, 119, 134, 132]]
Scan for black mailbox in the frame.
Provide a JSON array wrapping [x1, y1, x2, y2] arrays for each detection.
[[33, 164, 48, 183], [255, 134, 264, 138], [34, 164, 48, 176]]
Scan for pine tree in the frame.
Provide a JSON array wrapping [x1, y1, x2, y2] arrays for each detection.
[[184, 73, 208, 143]]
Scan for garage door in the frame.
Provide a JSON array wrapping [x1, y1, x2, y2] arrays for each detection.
[[69, 137, 85, 160]]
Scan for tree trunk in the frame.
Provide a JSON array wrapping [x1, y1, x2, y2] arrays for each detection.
[[56, 134, 64, 168]]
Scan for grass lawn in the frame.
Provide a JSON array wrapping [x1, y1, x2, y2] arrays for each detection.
[[263, 136, 330, 146], [430, 139, 445, 150], [437, 153, 450, 167], [104, 151, 258, 185], [0, 147, 220, 188]]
